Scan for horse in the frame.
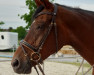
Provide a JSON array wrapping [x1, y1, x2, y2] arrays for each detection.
[[11, 0, 94, 74]]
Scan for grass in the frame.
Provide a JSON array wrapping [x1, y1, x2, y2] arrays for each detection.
[[54, 61, 92, 74], [61, 62, 91, 68], [46, 61, 92, 74]]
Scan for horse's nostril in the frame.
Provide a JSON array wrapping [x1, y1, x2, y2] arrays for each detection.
[[12, 59, 19, 68]]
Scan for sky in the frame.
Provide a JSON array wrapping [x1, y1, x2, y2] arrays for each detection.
[[0, 0, 94, 29]]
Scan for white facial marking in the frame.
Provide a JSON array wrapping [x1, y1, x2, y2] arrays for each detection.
[[32, 20, 35, 24]]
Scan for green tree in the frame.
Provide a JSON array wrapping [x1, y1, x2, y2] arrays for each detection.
[[0, 21, 5, 31], [16, 26, 27, 39], [8, 27, 13, 31], [20, 0, 54, 29], [10, 29, 17, 32], [21, 0, 37, 29], [0, 21, 4, 25], [11, 26, 27, 40]]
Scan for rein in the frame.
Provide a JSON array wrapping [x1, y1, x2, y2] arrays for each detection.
[[20, 4, 58, 75], [75, 58, 94, 75]]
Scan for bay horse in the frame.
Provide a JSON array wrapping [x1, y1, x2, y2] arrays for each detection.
[[11, 0, 94, 74]]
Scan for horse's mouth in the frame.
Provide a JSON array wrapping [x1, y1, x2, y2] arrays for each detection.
[[12, 60, 32, 74], [13, 66, 32, 74]]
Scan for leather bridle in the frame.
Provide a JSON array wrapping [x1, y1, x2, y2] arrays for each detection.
[[20, 4, 58, 75]]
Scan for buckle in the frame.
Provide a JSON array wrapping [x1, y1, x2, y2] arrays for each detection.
[[24, 53, 28, 56], [54, 13, 56, 15], [30, 52, 41, 62]]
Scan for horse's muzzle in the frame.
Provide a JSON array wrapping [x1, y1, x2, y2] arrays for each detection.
[[11, 58, 32, 74]]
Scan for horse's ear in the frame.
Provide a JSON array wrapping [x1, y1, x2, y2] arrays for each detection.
[[35, 0, 42, 7], [40, 0, 53, 9]]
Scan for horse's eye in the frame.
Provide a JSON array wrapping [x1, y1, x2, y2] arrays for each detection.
[[37, 25, 44, 29]]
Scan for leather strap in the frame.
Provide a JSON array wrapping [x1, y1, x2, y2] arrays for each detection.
[[20, 40, 38, 52], [35, 12, 53, 19]]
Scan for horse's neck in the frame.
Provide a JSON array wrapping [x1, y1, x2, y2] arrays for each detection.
[[57, 6, 94, 65]]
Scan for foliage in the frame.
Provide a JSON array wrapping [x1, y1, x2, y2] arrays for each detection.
[[0, 21, 5, 31], [11, 26, 27, 40], [8, 27, 13, 31], [0, 21, 4, 25], [10, 29, 17, 32], [21, 0, 37, 29], [56, 61, 91, 68], [20, 0, 54, 29], [16, 26, 27, 39]]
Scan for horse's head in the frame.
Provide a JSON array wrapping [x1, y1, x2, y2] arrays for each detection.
[[11, 0, 59, 74]]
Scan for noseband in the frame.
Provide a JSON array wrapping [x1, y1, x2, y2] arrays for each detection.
[[20, 4, 58, 75]]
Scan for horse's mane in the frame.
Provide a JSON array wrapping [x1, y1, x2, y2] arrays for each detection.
[[33, 3, 94, 19], [33, 5, 44, 18], [56, 3, 94, 16]]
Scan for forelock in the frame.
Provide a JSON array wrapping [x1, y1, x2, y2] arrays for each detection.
[[33, 5, 44, 18]]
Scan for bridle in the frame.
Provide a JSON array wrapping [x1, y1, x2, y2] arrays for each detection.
[[20, 4, 58, 75]]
